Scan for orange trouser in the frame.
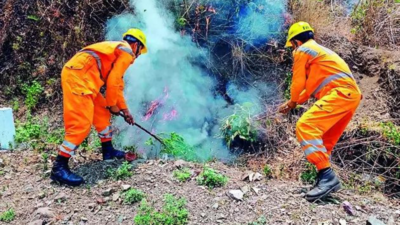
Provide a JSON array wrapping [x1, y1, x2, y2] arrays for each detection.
[[296, 86, 361, 170], [59, 62, 113, 158]]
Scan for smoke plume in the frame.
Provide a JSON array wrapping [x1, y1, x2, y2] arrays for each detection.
[[106, 0, 287, 161]]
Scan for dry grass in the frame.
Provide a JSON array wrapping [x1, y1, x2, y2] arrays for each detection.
[[351, 0, 400, 49], [288, 0, 354, 41]]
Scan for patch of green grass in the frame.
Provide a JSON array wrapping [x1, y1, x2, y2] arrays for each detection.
[[15, 113, 45, 144], [381, 122, 400, 146], [196, 167, 228, 189], [173, 168, 192, 182], [134, 194, 188, 225], [263, 164, 272, 178], [148, 133, 198, 162], [221, 103, 258, 147], [246, 216, 267, 225], [123, 188, 145, 205], [107, 161, 133, 180], [300, 162, 317, 184], [21, 80, 44, 110], [0, 208, 15, 223]]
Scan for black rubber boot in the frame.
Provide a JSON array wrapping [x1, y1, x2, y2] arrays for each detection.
[[102, 141, 126, 160], [50, 155, 84, 186], [306, 168, 341, 201]]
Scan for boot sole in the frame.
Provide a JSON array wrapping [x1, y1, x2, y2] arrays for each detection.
[[306, 183, 341, 202], [50, 175, 84, 187]]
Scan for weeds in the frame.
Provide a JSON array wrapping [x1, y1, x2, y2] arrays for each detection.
[[221, 104, 258, 147], [15, 113, 45, 145], [107, 161, 133, 180], [263, 164, 272, 178], [149, 133, 198, 162], [21, 80, 44, 110], [246, 216, 267, 225], [0, 208, 15, 223], [300, 162, 317, 184], [134, 194, 188, 225], [173, 168, 192, 182], [123, 188, 145, 205], [196, 167, 228, 189], [381, 122, 400, 146]]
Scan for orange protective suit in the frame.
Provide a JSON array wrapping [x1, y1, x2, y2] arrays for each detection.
[[59, 41, 135, 158], [291, 40, 362, 170]]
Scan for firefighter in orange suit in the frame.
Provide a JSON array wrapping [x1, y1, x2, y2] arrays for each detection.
[[51, 29, 148, 186], [279, 22, 362, 201]]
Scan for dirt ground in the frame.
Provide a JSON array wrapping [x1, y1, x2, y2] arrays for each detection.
[[0, 150, 399, 225]]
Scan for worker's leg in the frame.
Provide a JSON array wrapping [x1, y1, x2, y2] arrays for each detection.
[[93, 94, 125, 160], [322, 111, 356, 156], [93, 94, 113, 143], [59, 75, 94, 157]]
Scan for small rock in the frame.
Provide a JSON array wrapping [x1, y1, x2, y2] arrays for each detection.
[[55, 192, 67, 202], [97, 198, 106, 204], [81, 217, 88, 222], [241, 185, 250, 194], [395, 210, 400, 215], [28, 219, 44, 225], [253, 172, 263, 181], [112, 193, 120, 202], [121, 185, 131, 191], [88, 203, 96, 210], [35, 207, 55, 218], [201, 213, 206, 218], [339, 219, 347, 225], [252, 187, 260, 195], [367, 216, 386, 225], [227, 190, 244, 201], [342, 201, 355, 216], [217, 214, 226, 220], [35, 203, 44, 209], [388, 216, 395, 225], [25, 186, 34, 193], [38, 192, 46, 199], [174, 160, 186, 168], [0, 158, 4, 168], [102, 188, 114, 197], [104, 197, 111, 202], [212, 203, 219, 210], [355, 205, 367, 213]]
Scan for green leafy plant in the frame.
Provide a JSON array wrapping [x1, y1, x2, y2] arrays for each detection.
[[15, 113, 45, 144], [284, 72, 293, 100], [21, 80, 44, 110], [0, 208, 15, 222], [263, 164, 272, 178], [148, 133, 198, 162], [196, 167, 228, 189], [221, 104, 258, 147], [300, 162, 318, 184], [381, 122, 400, 146], [246, 216, 267, 225], [123, 188, 145, 205], [134, 194, 189, 225], [173, 168, 192, 182], [107, 161, 133, 180]]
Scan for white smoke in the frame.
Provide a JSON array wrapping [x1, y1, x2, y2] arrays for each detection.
[[106, 0, 278, 161]]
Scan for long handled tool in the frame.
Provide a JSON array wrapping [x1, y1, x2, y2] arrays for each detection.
[[118, 112, 165, 146]]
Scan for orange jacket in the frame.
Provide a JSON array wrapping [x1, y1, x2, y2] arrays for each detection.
[[290, 40, 360, 104], [64, 41, 135, 109]]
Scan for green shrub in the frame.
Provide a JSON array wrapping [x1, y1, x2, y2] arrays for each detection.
[[15, 113, 45, 144], [22, 80, 44, 110], [0, 208, 15, 222], [173, 168, 192, 182], [148, 133, 198, 162], [123, 188, 145, 204], [107, 161, 133, 180], [221, 104, 258, 147], [263, 165, 272, 178], [381, 122, 400, 146], [134, 194, 188, 225], [300, 162, 318, 184], [196, 167, 228, 189], [247, 216, 267, 225]]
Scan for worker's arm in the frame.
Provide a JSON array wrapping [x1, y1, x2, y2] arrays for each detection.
[[290, 50, 309, 103], [297, 90, 310, 105], [106, 47, 135, 109]]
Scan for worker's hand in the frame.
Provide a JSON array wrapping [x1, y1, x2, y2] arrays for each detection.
[[121, 109, 134, 125], [108, 106, 121, 116], [278, 100, 297, 114]]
